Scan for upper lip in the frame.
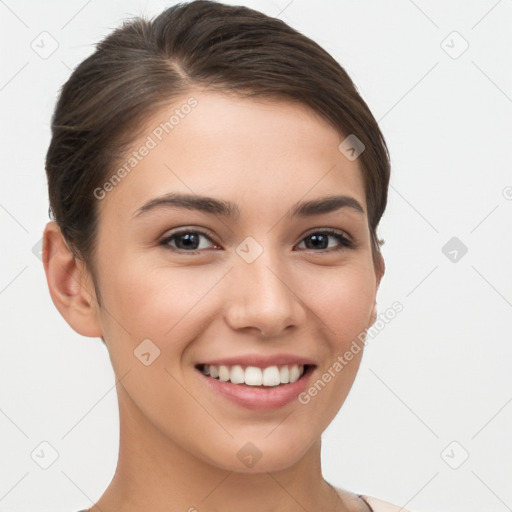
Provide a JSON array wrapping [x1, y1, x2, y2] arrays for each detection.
[[196, 353, 317, 368]]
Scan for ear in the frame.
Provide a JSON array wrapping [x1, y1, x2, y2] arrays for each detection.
[[42, 221, 103, 338], [369, 251, 385, 326]]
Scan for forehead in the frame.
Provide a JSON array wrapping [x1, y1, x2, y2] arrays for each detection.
[[97, 89, 367, 223]]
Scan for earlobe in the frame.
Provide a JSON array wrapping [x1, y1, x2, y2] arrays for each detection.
[[42, 221, 103, 338]]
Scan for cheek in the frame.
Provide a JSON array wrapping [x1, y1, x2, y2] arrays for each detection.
[[99, 256, 225, 352], [306, 262, 376, 345]]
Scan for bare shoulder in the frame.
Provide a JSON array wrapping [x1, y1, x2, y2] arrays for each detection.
[[361, 495, 415, 512]]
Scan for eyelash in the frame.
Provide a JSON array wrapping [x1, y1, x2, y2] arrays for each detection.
[[159, 228, 355, 254]]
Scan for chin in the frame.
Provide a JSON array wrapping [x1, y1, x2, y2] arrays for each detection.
[[199, 434, 315, 474]]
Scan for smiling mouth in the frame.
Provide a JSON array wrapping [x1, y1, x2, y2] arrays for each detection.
[[195, 363, 315, 387]]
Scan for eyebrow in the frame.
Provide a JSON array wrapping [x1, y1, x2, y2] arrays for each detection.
[[132, 192, 365, 220]]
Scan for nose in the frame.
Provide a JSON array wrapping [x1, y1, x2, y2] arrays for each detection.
[[224, 250, 306, 338]]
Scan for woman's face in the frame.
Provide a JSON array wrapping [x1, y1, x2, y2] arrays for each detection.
[[86, 89, 383, 472]]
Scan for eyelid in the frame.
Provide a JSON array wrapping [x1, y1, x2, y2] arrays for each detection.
[[301, 227, 353, 243], [160, 227, 352, 244], [160, 227, 219, 249], [295, 228, 355, 252], [160, 226, 356, 253]]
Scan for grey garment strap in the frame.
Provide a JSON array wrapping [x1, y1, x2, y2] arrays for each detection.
[[358, 494, 375, 512]]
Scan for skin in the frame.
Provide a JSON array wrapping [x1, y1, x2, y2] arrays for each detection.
[[43, 89, 385, 512]]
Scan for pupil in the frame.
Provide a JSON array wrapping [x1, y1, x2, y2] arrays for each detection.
[[177, 233, 199, 250], [307, 234, 327, 250]]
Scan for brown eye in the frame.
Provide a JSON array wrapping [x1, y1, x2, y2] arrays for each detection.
[[160, 230, 216, 252], [297, 230, 354, 252]]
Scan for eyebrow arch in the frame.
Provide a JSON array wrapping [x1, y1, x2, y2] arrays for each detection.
[[132, 192, 365, 220]]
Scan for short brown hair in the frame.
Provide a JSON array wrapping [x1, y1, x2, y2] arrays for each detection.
[[46, 0, 390, 304]]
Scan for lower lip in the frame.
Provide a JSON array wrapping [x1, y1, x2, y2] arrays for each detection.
[[197, 366, 315, 410]]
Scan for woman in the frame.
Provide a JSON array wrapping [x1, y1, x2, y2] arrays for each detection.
[[42, 1, 411, 510]]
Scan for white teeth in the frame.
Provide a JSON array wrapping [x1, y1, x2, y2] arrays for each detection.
[[245, 366, 263, 385], [289, 364, 301, 383], [229, 365, 245, 384], [218, 365, 230, 382], [200, 363, 307, 386], [262, 366, 281, 386]]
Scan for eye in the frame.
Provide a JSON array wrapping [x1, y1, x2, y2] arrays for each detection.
[[160, 228, 354, 254], [296, 229, 354, 252], [160, 229, 217, 253]]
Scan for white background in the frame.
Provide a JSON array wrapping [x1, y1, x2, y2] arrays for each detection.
[[0, 1, 511, 511]]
